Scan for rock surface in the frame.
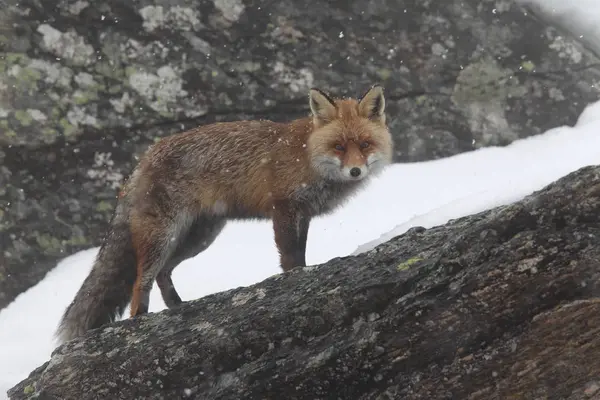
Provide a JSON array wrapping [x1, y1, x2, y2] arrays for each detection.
[[2, 0, 600, 310], [8, 164, 600, 399], [518, 0, 600, 59]]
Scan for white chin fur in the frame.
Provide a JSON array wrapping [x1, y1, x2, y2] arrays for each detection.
[[312, 155, 383, 182]]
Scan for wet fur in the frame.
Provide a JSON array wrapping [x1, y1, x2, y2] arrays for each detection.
[[56, 84, 393, 343]]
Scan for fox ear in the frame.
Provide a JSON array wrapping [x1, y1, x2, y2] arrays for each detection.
[[358, 84, 385, 122], [309, 88, 337, 126]]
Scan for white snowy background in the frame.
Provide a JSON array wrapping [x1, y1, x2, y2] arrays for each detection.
[[2, 1, 600, 397]]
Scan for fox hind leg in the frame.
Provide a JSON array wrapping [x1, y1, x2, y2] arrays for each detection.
[[130, 211, 195, 317], [156, 215, 227, 308], [155, 266, 181, 309]]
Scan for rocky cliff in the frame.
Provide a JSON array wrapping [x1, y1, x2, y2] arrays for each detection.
[[8, 164, 600, 399]]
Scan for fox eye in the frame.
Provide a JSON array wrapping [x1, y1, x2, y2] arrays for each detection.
[[334, 144, 345, 151], [360, 141, 370, 149]]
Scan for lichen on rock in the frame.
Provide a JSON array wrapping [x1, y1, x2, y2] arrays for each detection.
[[36, 24, 95, 67], [451, 56, 526, 147], [127, 65, 189, 116], [271, 61, 315, 94], [138, 5, 202, 32], [213, 0, 245, 25]]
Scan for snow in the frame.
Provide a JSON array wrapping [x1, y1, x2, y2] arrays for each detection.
[[3, 2, 600, 397]]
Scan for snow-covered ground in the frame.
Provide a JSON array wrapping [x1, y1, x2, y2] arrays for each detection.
[[3, 2, 600, 397]]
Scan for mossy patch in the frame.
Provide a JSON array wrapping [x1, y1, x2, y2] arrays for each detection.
[[35, 232, 62, 253], [521, 60, 535, 72], [1, 53, 42, 92], [4, 52, 29, 65], [64, 235, 89, 247], [73, 90, 99, 105], [34, 231, 89, 252], [14, 110, 33, 126], [125, 66, 139, 78], [96, 200, 114, 212], [2, 128, 17, 138], [397, 257, 423, 271], [377, 68, 391, 81], [59, 118, 77, 136], [51, 108, 62, 118], [452, 56, 527, 105]]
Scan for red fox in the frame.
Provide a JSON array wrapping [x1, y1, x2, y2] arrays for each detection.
[[56, 84, 394, 343]]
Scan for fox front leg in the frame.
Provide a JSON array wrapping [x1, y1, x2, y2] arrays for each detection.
[[272, 200, 311, 272]]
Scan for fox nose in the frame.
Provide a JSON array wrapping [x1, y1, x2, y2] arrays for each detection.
[[350, 167, 361, 177]]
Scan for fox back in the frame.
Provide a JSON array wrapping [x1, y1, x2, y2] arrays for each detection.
[[125, 84, 393, 220]]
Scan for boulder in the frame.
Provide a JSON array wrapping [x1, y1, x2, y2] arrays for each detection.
[[518, 0, 600, 59]]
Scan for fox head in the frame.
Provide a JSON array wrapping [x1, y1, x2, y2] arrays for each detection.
[[307, 84, 394, 183]]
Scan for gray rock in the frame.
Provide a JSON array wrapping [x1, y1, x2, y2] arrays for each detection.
[[518, 0, 600, 59], [8, 164, 600, 399], [2, 0, 600, 310]]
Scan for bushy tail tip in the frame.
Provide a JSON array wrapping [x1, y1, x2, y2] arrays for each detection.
[[55, 222, 136, 343]]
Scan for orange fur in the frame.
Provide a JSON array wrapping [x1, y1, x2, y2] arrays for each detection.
[[129, 213, 153, 316], [129, 277, 143, 316]]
